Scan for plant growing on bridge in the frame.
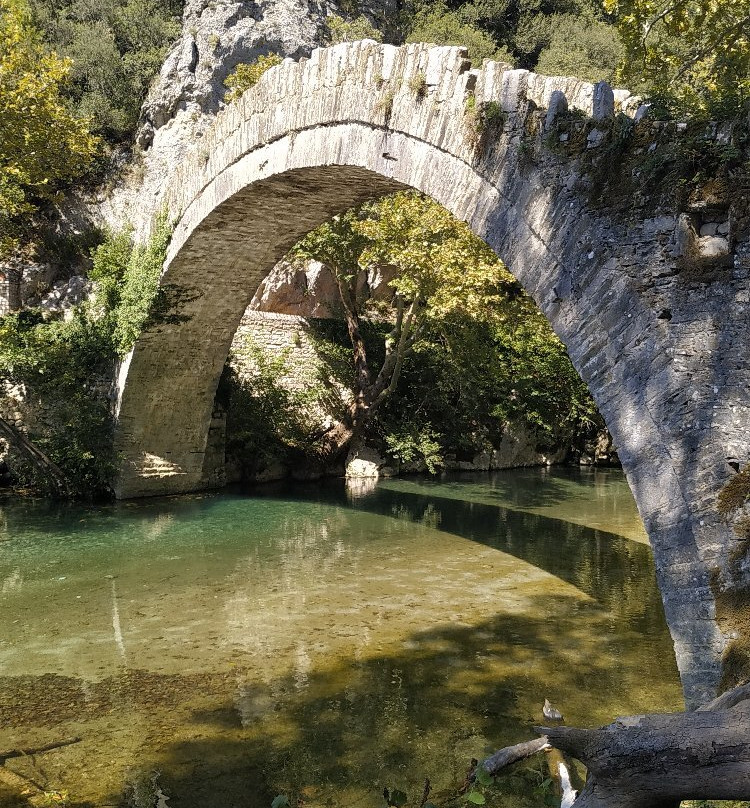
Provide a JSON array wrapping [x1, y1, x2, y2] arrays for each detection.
[[88, 212, 173, 355], [224, 52, 282, 102]]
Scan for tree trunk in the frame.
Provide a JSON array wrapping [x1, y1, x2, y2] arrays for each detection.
[[538, 705, 750, 807], [0, 417, 70, 497]]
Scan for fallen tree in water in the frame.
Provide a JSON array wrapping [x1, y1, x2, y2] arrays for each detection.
[[482, 681, 750, 807], [0, 416, 69, 497]]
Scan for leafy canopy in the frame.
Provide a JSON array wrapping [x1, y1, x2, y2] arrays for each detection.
[[355, 192, 514, 323], [29, 0, 183, 140], [605, 0, 750, 114], [325, 13, 383, 44], [0, 0, 98, 255]]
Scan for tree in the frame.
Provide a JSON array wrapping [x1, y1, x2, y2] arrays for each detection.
[[531, 13, 623, 82], [405, 1, 513, 65], [28, 0, 183, 140], [0, 0, 98, 256], [292, 192, 514, 460], [605, 0, 750, 114]]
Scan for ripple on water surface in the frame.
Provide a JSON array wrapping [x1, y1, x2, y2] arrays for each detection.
[[0, 469, 683, 807]]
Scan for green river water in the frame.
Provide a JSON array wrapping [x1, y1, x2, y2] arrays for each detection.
[[0, 468, 683, 807]]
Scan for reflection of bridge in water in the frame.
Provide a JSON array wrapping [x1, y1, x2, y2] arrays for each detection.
[[111, 41, 749, 705]]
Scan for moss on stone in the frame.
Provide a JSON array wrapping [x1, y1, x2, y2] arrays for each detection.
[[719, 467, 750, 517]]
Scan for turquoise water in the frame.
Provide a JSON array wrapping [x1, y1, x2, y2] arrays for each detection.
[[0, 468, 682, 807]]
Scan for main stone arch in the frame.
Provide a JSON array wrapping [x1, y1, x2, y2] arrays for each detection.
[[114, 41, 750, 705]]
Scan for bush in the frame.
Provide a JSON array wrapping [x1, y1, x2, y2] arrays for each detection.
[[29, 0, 184, 142], [405, 3, 513, 66], [0, 217, 173, 496], [325, 13, 382, 44], [224, 53, 283, 102]]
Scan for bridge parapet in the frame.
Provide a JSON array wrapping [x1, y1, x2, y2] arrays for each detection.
[[160, 41, 638, 256]]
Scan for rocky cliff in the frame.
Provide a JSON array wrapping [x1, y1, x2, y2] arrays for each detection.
[[96, 0, 398, 237]]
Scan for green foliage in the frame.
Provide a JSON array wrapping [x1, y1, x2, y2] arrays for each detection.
[[325, 12, 382, 44], [407, 71, 427, 97], [291, 192, 600, 464], [533, 13, 623, 82], [465, 95, 506, 148], [89, 212, 172, 355], [223, 340, 330, 473], [605, 0, 750, 117], [0, 218, 172, 495], [376, 306, 600, 464], [29, 0, 184, 141], [405, 1, 513, 66], [270, 796, 290, 808], [0, 0, 99, 256], [111, 213, 172, 354], [224, 52, 283, 102], [0, 308, 116, 497], [384, 425, 443, 473], [356, 192, 512, 324]]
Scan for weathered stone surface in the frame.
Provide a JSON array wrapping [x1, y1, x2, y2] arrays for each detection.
[[592, 80, 615, 120], [544, 90, 568, 129], [111, 41, 749, 707], [345, 442, 386, 479], [96, 0, 397, 239]]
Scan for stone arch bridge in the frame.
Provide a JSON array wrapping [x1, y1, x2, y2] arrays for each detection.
[[113, 41, 750, 706]]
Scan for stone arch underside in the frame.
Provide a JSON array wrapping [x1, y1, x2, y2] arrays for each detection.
[[114, 41, 750, 706]]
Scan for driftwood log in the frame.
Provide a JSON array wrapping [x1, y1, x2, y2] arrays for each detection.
[[0, 416, 69, 497], [539, 706, 750, 807], [482, 681, 750, 808]]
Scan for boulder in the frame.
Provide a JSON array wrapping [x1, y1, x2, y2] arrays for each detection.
[[345, 442, 386, 479]]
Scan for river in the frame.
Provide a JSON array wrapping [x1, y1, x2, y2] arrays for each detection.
[[0, 467, 683, 807]]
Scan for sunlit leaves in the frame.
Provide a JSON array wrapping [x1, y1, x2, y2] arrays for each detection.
[[0, 0, 98, 255], [604, 0, 750, 114], [225, 53, 283, 102], [354, 191, 514, 325]]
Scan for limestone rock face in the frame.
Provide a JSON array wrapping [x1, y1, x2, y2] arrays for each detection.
[[249, 259, 397, 317], [345, 442, 387, 479], [98, 0, 397, 235]]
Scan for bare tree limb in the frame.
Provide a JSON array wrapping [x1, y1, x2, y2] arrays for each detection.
[[480, 737, 550, 776], [0, 417, 69, 497], [0, 736, 81, 764]]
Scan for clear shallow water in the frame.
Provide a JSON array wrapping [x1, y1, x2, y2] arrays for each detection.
[[0, 468, 682, 807]]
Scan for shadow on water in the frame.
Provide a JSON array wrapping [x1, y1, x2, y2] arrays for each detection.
[[0, 594, 675, 808], [0, 472, 683, 806], [255, 474, 667, 633]]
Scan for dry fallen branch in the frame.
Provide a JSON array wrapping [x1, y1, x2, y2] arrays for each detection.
[[481, 681, 750, 808], [0, 736, 81, 764], [481, 736, 551, 776]]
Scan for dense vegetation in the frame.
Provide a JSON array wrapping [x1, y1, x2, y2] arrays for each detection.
[[28, 0, 184, 141], [0, 217, 171, 496], [0, 0, 99, 257], [225, 193, 601, 477]]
